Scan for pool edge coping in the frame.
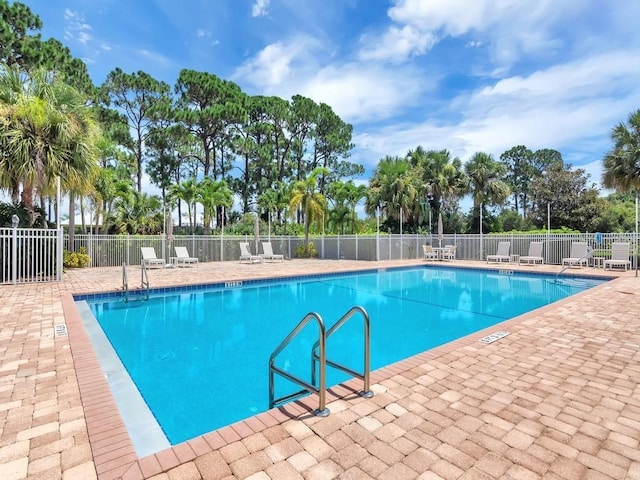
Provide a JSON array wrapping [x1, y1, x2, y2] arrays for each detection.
[[61, 266, 620, 479]]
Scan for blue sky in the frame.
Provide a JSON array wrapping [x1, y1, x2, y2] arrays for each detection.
[[24, 0, 640, 209]]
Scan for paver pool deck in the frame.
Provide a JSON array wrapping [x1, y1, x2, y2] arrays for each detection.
[[0, 258, 639, 479]]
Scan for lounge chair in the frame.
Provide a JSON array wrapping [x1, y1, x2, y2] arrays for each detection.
[[141, 247, 165, 269], [604, 243, 631, 271], [487, 241, 510, 263], [260, 241, 284, 262], [441, 245, 456, 261], [422, 245, 437, 261], [239, 242, 263, 264], [561, 242, 590, 267], [174, 246, 198, 267], [519, 242, 544, 265]]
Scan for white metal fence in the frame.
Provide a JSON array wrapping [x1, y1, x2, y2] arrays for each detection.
[[68, 232, 639, 269], [1, 227, 63, 284]]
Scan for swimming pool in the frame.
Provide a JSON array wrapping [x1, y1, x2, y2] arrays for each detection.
[[79, 265, 606, 451]]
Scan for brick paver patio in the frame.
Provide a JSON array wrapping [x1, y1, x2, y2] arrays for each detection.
[[0, 259, 639, 479]]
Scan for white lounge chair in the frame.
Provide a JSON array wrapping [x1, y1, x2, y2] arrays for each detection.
[[487, 241, 510, 263], [422, 245, 437, 261], [260, 242, 284, 262], [441, 245, 456, 261], [239, 242, 263, 264], [519, 242, 544, 265], [141, 247, 165, 269], [604, 243, 631, 271], [562, 242, 590, 267], [174, 246, 198, 267]]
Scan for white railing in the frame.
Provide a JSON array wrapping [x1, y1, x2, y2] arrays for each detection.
[[66, 232, 639, 269], [1, 227, 63, 284]]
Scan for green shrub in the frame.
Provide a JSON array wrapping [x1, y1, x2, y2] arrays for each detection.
[[294, 242, 318, 258], [63, 246, 91, 268]]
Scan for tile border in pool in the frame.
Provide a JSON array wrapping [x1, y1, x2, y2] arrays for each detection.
[[62, 264, 616, 479]]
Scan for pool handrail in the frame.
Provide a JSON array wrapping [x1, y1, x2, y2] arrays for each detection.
[[122, 262, 129, 302], [311, 305, 374, 399], [140, 262, 150, 300], [269, 312, 329, 416]]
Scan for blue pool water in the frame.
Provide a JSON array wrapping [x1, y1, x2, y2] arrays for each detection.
[[83, 266, 606, 445]]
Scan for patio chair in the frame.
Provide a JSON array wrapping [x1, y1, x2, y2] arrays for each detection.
[[174, 246, 198, 267], [487, 241, 510, 263], [239, 242, 263, 264], [260, 241, 284, 262], [141, 247, 165, 269], [422, 244, 437, 261], [562, 242, 590, 267], [604, 242, 631, 271], [519, 241, 544, 265], [441, 245, 456, 261]]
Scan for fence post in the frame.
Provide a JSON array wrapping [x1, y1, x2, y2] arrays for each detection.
[[57, 228, 64, 281], [356, 234, 358, 261], [11, 226, 17, 285], [126, 234, 130, 265]]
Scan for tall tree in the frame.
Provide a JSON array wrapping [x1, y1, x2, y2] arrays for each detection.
[[289, 167, 328, 245], [0, 66, 101, 226], [101, 68, 171, 192], [407, 147, 466, 226], [366, 156, 419, 230], [500, 145, 533, 215], [196, 177, 232, 234], [168, 178, 198, 233], [174, 69, 244, 179], [0, 1, 93, 93], [464, 152, 510, 233], [602, 109, 640, 192], [529, 162, 602, 231]]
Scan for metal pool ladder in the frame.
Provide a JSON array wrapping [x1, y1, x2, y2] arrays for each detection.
[[268, 306, 373, 417], [122, 262, 129, 302], [121, 262, 150, 302]]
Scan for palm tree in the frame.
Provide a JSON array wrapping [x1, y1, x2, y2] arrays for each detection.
[[257, 180, 291, 235], [365, 156, 418, 230], [168, 178, 198, 234], [464, 152, 511, 233], [0, 66, 101, 226], [89, 166, 134, 233], [196, 177, 233, 234], [603, 109, 640, 192], [289, 167, 328, 246], [328, 180, 367, 234], [407, 147, 467, 230], [112, 191, 162, 234]]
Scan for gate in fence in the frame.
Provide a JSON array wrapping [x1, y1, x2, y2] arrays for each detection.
[[0, 227, 63, 285]]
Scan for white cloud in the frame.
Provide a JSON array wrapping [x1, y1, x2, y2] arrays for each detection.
[[359, 25, 436, 63], [351, 49, 640, 182], [302, 64, 428, 124], [196, 28, 210, 38], [252, 0, 270, 18], [234, 41, 301, 89], [234, 36, 432, 124], [63, 9, 93, 45], [361, 0, 587, 71]]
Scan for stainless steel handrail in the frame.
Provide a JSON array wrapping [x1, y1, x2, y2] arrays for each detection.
[[555, 250, 593, 279], [122, 262, 129, 302], [311, 306, 374, 399], [269, 312, 329, 416], [140, 262, 150, 300]]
